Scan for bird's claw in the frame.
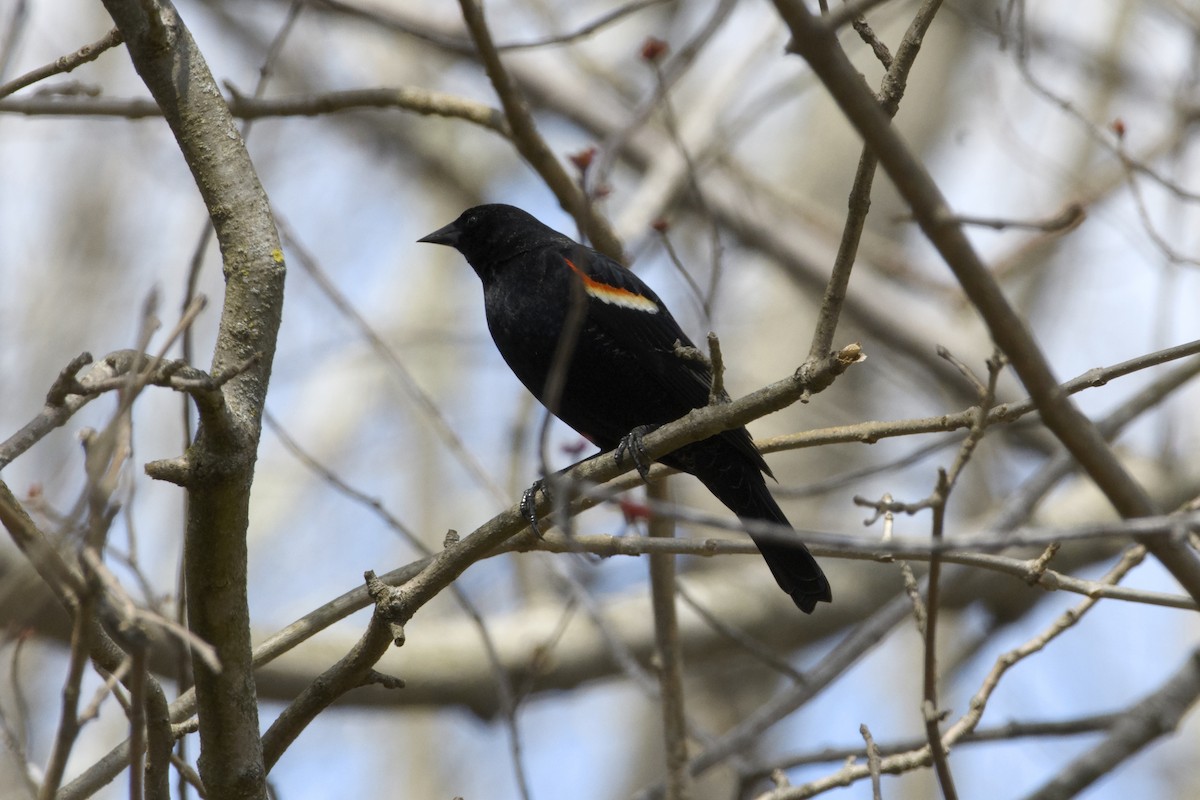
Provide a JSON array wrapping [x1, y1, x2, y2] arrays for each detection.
[[615, 424, 656, 482], [520, 478, 548, 538]]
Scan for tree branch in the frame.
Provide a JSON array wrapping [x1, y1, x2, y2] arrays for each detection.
[[647, 481, 691, 800], [1021, 648, 1200, 800], [807, 0, 946, 362], [98, 0, 287, 797], [772, 0, 1200, 604], [0, 27, 123, 101], [456, 0, 624, 259]]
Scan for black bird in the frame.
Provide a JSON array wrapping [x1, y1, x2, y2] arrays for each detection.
[[419, 204, 831, 613]]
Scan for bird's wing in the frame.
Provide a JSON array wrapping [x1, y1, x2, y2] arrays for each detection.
[[562, 244, 713, 407], [555, 244, 774, 477]]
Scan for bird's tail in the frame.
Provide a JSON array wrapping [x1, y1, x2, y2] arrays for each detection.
[[678, 442, 832, 614]]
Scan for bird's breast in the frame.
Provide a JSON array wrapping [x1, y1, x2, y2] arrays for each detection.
[[482, 275, 572, 397]]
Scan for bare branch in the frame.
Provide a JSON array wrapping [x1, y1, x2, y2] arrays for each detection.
[[0, 27, 123, 101], [647, 481, 691, 800], [498, 0, 668, 51], [456, 0, 623, 259], [1021, 648, 1200, 799], [773, 0, 1200, 603], [98, 0, 287, 795], [924, 203, 1087, 234]]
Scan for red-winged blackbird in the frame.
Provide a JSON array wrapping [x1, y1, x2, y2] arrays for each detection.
[[420, 204, 831, 613]]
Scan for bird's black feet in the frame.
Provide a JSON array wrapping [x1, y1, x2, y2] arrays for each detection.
[[615, 424, 658, 482], [520, 478, 549, 538]]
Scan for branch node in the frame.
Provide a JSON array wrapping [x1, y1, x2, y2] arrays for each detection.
[[705, 332, 728, 404], [796, 341, 866, 401], [45, 352, 94, 405], [937, 344, 987, 395], [365, 570, 408, 646], [673, 340, 708, 368], [922, 698, 951, 724], [1025, 543, 1061, 585], [674, 333, 729, 405], [145, 457, 194, 486], [362, 669, 406, 690]]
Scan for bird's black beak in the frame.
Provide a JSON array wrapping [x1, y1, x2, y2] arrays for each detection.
[[417, 221, 461, 248]]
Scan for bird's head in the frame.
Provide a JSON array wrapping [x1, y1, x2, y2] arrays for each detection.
[[418, 204, 567, 276]]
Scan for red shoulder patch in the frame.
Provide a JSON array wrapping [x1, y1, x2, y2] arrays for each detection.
[[564, 258, 659, 313]]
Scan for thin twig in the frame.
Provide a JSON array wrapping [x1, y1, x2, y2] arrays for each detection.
[[647, 481, 691, 800], [276, 218, 509, 505], [923, 203, 1086, 233], [594, 0, 738, 190], [942, 546, 1148, 745], [824, 0, 900, 31], [752, 712, 1121, 774], [457, 0, 623, 259], [923, 469, 958, 800], [919, 354, 1002, 796], [1007, 0, 1200, 204], [498, 0, 667, 51], [806, 0, 946, 363], [646, 48, 723, 321], [0, 87, 511, 132], [860, 724, 883, 800], [0, 27, 123, 100], [38, 607, 91, 800]]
